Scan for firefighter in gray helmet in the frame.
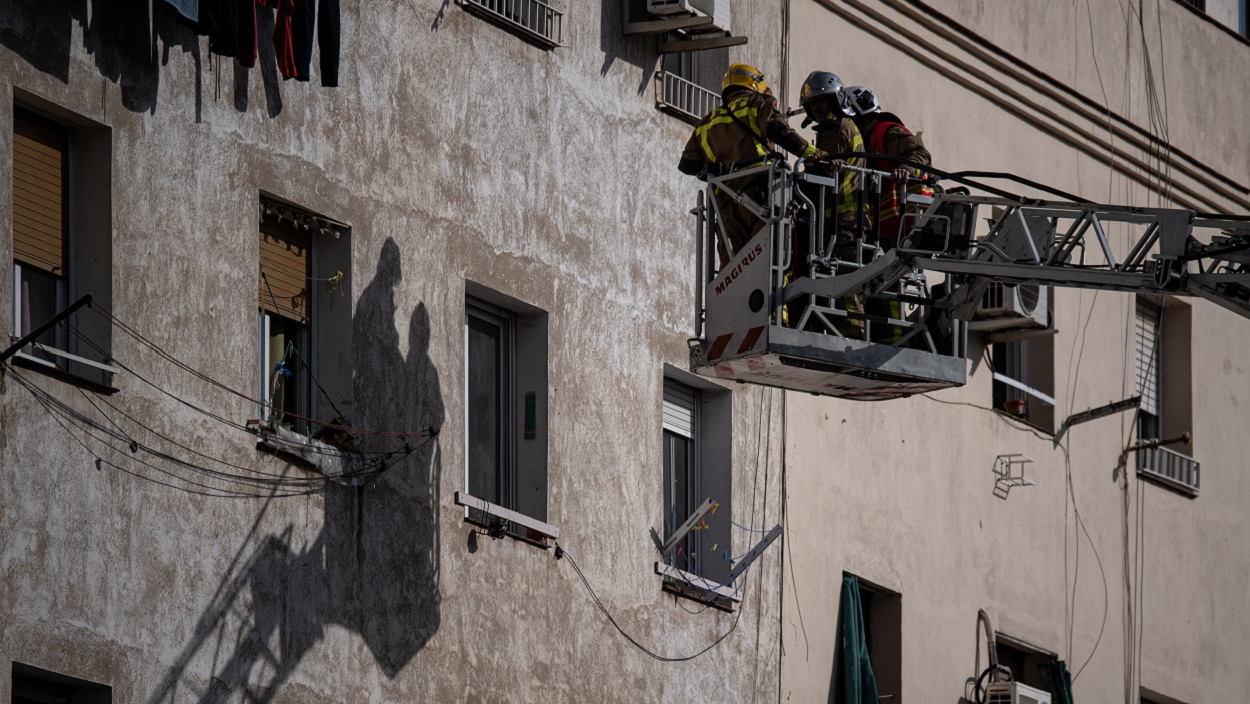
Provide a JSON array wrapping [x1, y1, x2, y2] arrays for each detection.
[[796, 70, 868, 336]]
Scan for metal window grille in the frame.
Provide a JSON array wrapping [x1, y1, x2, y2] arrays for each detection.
[[461, 0, 563, 47], [1137, 445, 1200, 494], [1177, 0, 1206, 12], [656, 70, 721, 124]]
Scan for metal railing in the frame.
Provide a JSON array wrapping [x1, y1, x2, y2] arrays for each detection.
[[1137, 444, 1201, 494], [461, 0, 563, 47], [656, 70, 720, 123]]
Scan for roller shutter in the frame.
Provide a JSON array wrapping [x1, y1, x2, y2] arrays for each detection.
[[663, 378, 697, 439], [12, 108, 68, 275]]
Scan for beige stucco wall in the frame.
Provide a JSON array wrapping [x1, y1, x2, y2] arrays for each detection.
[[782, 0, 1250, 702], [0, 2, 789, 702]]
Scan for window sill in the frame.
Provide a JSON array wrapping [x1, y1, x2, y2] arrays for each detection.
[[656, 562, 741, 609], [253, 422, 365, 485], [9, 351, 119, 395], [454, 491, 559, 547]]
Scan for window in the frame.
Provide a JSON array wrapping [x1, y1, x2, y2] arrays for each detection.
[[1134, 296, 1198, 494], [656, 51, 725, 124], [1177, 0, 1205, 12], [10, 101, 113, 389], [834, 575, 901, 702], [1141, 689, 1186, 704], [991, 333, 1055, 432], [463, 285, 550, 539], [12, 663, 111, 704], [460, 0, 563, 48], [661, 374, 732, 588], [995, 634, 1060, 695], [256, 196, 351, 440]]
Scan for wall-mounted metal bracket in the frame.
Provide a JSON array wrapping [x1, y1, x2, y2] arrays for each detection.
[[993, 454, 1035, 499], [721, 524, 781, 584], [656, 497, 716, 559], [1053, 395, 1140, 446]]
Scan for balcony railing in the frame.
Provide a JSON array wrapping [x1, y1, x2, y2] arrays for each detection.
[[1137, 444, 1201, 495], [656, 70, 720, 124], [461, 0, 563, 48]]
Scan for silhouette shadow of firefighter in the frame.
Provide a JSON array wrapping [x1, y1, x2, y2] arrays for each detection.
[[148, 239, 444, 703]]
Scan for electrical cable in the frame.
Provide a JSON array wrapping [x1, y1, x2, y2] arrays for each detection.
[[10, 367, 428, 496], [1064, 438, 1109, 683], [64, 323, 406, 460], [12, 370, 321, 499], [557, 544, 748, 663], [88, 304, 436, 439]]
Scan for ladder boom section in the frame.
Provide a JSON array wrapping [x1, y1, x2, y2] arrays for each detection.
[[690, 162, 1248, 401], [783, 192, 1250, 322]]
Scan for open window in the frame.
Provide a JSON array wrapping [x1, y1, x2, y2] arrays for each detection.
[[658, 371, 735, 595], [9, 100, 113, 391], [1134, 296, 1198, 495], [12, 663, 111, 704], [458, 284, 554, 544], [254, 195, 352, 459], [991, 332, 1056, 432], [833, 574, 901, 703], [994, 633, 1062, 695]]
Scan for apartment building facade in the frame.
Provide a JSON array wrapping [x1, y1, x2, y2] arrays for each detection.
[[1, 0, 1248, 703]]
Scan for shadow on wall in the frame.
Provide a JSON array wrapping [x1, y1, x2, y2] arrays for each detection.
[[601, 0, 658, 94], [0, 1, 282, 118], [147, 239, 445, 703]]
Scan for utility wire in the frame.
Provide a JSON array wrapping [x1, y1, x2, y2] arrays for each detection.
[[557, 545, 748, 663], [88, 304, 434, 439]]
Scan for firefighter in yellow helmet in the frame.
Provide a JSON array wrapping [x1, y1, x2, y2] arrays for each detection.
[[678, 63, 829, 268]]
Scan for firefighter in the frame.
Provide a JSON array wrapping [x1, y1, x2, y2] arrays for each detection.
[[799, 71, 868, 256], [796, 70, 868, 337], [679, 63, 828, 268], [846, 85, 932, 250]]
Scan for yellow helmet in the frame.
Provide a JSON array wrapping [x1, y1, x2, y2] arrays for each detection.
[[722, 63, 768, 95]]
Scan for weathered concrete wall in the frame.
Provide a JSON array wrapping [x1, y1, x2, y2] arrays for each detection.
[[783, 0, 1250, 702], [0, 2, 789, 703]]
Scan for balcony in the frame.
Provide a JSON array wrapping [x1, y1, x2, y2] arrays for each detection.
[[461, 0, 563, 48], [656, 70, 720, 124], [1137, 444, 1200, 495]]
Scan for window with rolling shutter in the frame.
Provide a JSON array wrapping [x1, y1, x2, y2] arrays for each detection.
[[12, 107, 68, 276], [1135, 296, 1160, 435], [258, 218, 311, 324], [9, 102, 114, 389], [662, 378, 697, 439]]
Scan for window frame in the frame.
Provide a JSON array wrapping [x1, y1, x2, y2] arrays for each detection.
[[9, 100, 115, 391], [252, 194, 352, 458], [656, 368, 739, 606], [464, 298, 517, 519], [662, 377, 702, 577], [990, 333, 1056, 432], [459, 287, 554, 544]]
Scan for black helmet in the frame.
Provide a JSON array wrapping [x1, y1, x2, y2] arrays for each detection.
[[799, 71, 854, 117]]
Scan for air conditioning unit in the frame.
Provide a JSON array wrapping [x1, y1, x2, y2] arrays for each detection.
[[647, 0, 731, 32], [968, 283, 1048, 331], [984, 682, 1052, 704]]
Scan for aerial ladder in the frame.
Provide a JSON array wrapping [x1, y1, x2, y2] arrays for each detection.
[[688, 157, 1250, 400]]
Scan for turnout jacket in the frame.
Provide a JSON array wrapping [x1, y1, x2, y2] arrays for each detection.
[[679, 90, 818, 177]]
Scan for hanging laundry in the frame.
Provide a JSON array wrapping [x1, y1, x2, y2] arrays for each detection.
[[317, 0, 339, 87], [274, 0, 298, 80], [291, 0, 315, 81], [237, 0, 258, 68], [165, 0, 199, 22]]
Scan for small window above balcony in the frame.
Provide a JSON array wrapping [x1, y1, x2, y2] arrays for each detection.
[[461, 0, 563, 49]]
